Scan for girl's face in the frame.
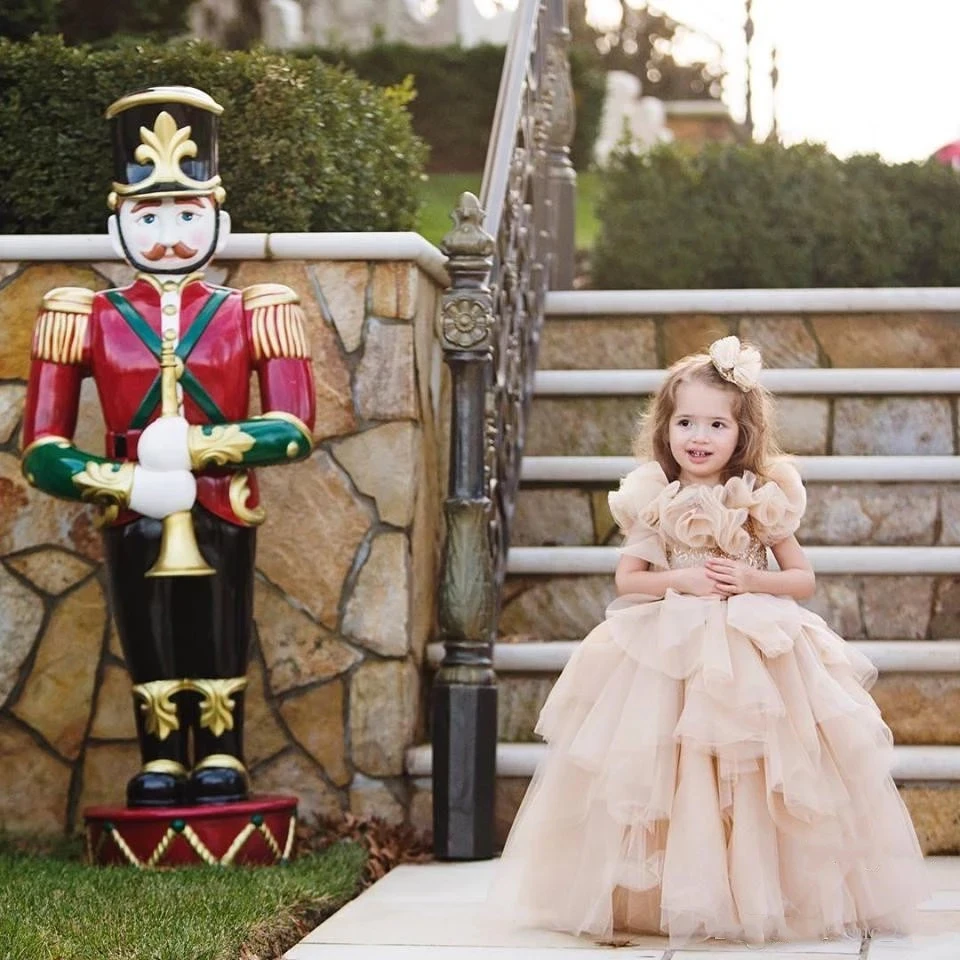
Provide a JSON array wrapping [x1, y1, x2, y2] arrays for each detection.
[[668, 379, 740, 486]]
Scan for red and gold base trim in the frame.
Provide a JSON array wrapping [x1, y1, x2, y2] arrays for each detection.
[[83, 795, 297, 868]]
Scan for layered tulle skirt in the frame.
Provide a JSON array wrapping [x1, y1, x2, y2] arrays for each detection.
[[490, 590, 930, 945]]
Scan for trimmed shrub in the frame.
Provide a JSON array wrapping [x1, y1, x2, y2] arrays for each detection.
[[592, 141, 960, 288], [300, 43, 606, 173], [0, 36, 427, 234]]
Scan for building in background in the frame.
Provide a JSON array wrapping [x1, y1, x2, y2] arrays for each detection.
[[191, 0, 516, 49]]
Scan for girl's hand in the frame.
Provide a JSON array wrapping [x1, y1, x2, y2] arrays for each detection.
[[671, 566, 724, 597], [705, 557, 756, 595]]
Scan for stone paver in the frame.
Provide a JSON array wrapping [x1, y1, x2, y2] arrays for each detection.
[[285, 858, 960, 959]]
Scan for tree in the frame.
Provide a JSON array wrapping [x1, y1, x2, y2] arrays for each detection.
[[0, 0, 59, 41], [57, 0, 197, 44], [570, 0, 724, 101]]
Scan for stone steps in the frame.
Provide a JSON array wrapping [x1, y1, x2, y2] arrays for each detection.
[[538, 289, 960, 372], [521, 454, 960, 482], [427, 640, 960, 673], [463, 289, 960, 850], [508, 544, 960, 574], [405, 744, 960, 853], [428, 639, 960, 749], [515, 470, 960, 549], [499, 572, 959, 643], [407, 741, 960, 780], [527, 390, 960, 457], [407, 772, 960, 858], [536, 368, 960, 394], [426, 641, 960, 748]]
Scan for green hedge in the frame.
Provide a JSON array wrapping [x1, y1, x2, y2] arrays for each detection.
[[593, 144, 960, 289], [300, 43, 606, 173], [592, 141, 960, 288], [0, 36, 427, 234]]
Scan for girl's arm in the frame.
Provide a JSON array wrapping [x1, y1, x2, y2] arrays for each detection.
[[705, 535, 816, 600], [615, 554, 721, 598]]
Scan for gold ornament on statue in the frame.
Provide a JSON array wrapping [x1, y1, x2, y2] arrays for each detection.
[[146, 330, 215, 578]]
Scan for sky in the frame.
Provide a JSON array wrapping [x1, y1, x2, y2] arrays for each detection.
[[584, 0, 960, 163]]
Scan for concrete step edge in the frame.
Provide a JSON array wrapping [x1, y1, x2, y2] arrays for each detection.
[[425, 640, 960, 674], [405, 742, 960, 781], [508, 545, 960, 576], [520, 455, 960, 484], [535, 368, 960, 396], [545, 288, 960, 316]]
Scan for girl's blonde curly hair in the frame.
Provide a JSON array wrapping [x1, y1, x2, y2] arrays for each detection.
[[633, 347, 783, 483]]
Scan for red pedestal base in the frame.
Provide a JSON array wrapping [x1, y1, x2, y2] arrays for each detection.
[[83, 795, 298, 868]]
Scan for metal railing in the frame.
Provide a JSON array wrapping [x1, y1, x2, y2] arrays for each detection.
[[432, 0, 577, 860]]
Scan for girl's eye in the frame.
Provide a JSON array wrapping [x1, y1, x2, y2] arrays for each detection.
[[677, 419, 690, 427], [713, 421, 725, 429]]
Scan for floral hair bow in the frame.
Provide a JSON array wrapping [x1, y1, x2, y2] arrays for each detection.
[[708, 336, 762, 392]]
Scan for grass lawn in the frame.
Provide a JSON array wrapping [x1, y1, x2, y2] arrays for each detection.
[[0, 835, 365, 960], [416, 169, 601, 251]]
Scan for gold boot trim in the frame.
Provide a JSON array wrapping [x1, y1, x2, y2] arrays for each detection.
[[193, 753, 248, 775], [142, 759, 188, 777], [190, 677, 248, 738], [133, 679, 189, 741]]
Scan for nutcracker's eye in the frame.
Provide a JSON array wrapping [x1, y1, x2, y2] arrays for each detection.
[[142, 213, 157, 225], [180, 212, 195, 223]]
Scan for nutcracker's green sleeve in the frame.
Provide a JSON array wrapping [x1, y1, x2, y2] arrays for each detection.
[[22, 436, 134, 516], [187, 412, 313, 470]]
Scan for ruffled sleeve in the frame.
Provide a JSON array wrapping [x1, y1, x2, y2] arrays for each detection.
[[750, 459, 806, 544], [608, 461, 672, 568]]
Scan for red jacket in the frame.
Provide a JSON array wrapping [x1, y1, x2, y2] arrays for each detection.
[[22, 274, 316, 525]]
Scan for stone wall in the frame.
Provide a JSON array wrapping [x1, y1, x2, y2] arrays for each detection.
[[0, 255, 447, 835]]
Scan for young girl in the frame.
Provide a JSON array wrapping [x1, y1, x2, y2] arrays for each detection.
[[491, 336, 930, 946]]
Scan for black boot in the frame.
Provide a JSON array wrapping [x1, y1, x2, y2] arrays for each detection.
[[186, 678, 249, 805], [127, 680, 190, 807]]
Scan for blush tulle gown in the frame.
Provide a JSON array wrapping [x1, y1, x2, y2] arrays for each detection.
[[490, 460, 929, 945]]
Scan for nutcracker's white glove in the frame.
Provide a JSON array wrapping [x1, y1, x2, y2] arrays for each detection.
[[129, 466, 196, 520], [137, 416, 191, 471]]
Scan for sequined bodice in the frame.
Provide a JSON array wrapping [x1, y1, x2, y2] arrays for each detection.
[[608, 460, 806, 573], [665, 530, 769, 570]]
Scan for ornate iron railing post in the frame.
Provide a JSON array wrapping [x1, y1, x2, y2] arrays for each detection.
[[431, 0, 577, 861], [433, 193, 498, 860]]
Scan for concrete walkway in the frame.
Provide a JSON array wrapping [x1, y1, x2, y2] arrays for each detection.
[[286, 857, 960, 959]]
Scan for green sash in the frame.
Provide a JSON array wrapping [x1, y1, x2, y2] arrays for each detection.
[[105, 289, 230, 429]]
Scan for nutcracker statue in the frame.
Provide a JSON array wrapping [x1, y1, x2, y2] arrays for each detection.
[[21, 87, 316, 865]]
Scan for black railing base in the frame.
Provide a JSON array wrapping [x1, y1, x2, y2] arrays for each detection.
[[432, 681, 498, 860]]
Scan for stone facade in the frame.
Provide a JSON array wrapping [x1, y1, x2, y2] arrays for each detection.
[[0, 257, 445, 834], [543, 311, 960, 371]]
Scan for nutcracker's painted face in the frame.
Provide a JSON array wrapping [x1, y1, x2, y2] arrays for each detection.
[[109, 195, 230, 275]]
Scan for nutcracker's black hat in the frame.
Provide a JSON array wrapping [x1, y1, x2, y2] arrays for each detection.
[[105, 86, 225, 210]]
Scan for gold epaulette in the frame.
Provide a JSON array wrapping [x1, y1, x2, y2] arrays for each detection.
[[32, 287, 94, 365], [243, 283, 310, 361]]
